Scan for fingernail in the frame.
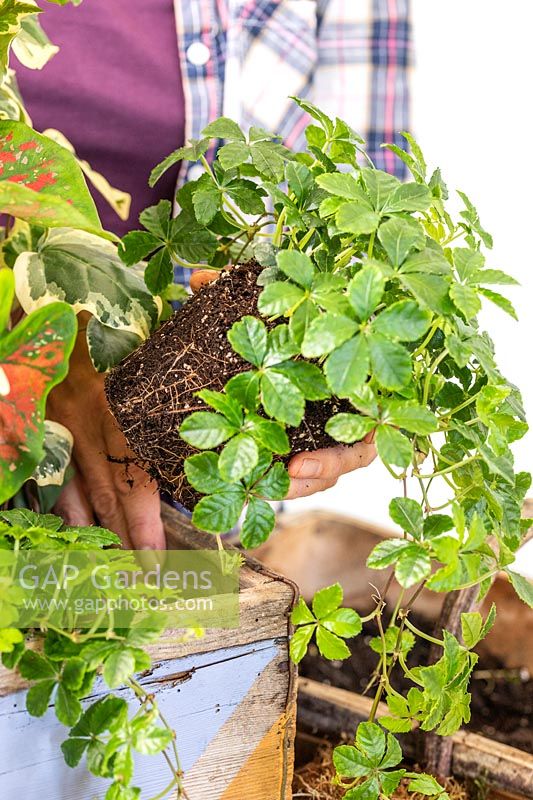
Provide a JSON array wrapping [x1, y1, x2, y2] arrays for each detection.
[[294, 458, 322, 479]]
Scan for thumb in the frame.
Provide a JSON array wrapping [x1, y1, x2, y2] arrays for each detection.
[[190, 269, 220, 293]]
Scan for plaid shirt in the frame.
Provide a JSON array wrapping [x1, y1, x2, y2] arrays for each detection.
[[173, 0, 412, 283]]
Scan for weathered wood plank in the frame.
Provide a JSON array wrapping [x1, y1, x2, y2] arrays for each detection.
[[298, 677, 533, 799]]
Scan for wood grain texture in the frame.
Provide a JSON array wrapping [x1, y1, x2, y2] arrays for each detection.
[[298, 677, 533, 798]]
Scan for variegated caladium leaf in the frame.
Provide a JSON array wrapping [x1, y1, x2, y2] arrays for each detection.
[[0, 298, 76, 503], [0, 121, 111, 237], [13, 227, 161, 371], [31, 419, 73, 487]]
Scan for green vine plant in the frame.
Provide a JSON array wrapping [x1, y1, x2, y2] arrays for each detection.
[[118, 98, 533, 797]]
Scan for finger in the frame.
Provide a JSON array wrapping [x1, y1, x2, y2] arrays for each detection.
[[104, 413, 166, 550], [286, 476, 340, 500], [288, 442, 377, 482], [190, 269, 220, 293], [53, 472, 95, 527]]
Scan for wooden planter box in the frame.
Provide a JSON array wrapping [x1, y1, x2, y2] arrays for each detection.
[[0, 505, 298, 800], [298, 677, 533, 800]]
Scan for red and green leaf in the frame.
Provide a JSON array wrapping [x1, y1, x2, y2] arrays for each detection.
[[0, 121, 113, 238], [0, 300, 76, 502]]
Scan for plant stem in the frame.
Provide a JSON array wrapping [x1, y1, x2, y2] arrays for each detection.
[[402, 615, 444, 647]]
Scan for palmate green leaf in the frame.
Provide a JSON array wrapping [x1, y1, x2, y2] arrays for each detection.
[[301, 312, 358, 358], [0, 121, 108, 237], [286, 161, 313, 203], [217, 140, 250, 169], [240, 496, 275, 548], [475, 268, 518, 285], [407, 773, 447, 796], [289, 623, 315, 664], [347, 264, 385, 321], [291, 597, 315, 625], [197, 388, 243, 427], [315, 172, 371, 204], [261, 369, 305, 426], [375, 425, 412, 468], [149, 138, 210, 186], [0, 301, 76, 504], [218, 433, 258, 482], [453, 247, 484, 281], [275, 360, 330, 400], [400, 272, 451, 314], [381, 182, 432, 214], [312, 582, 343, 618], [185, 452, 230, 494], [26, 678, 55, 716], [361, 168, 401, 210], [356, 721, 386, 765], [192, 486, 246, 533], [276, 249, 315, 288], [384, 401, 439, 435], [395, 544, 431, 588], [400, 247, 452, 276], [325, 413, 375, 444], [257, 280, 305, 316], [226, 178, 266, 215], [180, 411, 237, 448], [192, 182, 221, 225], [321, 607, 362, 638], [367, 538, 412, 569], [250, 140, 288, 181], [389, 497, 423, 538], [202, 116, 246, 141], [333, 744, 371, 778], [450, 282, 481, 319], [505, 569, 533, 608], [316, 626, 351, 659], [372, 300, 431, 341], [378, 216, 425, 267], [479, 287, 518, 319], [253, 462, 289, 500], [55, 683, 82, 726], [227, 315, 267, 367], [225, 370, 260, 411], [61, 736, 88, 768], [336, 202, 380, 235], [368, 333, 412, 391], [263, 324, 299, 366], [246, 416, 290, 454], [102, 649, 136, 690], [132, 724, 173, 756], [324, 334, 370, 396]]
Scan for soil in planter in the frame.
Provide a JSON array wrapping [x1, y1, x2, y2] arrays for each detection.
[[292, 742, 470, 799], [299, 614, 533, 754], [105, 262, 353, 510]]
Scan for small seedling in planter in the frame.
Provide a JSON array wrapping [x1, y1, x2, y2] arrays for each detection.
[[106, 98, 533, 797]]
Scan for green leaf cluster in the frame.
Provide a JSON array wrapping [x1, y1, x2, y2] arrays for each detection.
[[289, 583, 361, 664]]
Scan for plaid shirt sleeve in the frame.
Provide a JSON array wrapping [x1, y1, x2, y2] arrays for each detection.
[[173, 0, 412, 285]]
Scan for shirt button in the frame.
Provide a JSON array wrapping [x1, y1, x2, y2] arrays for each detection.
[[188, 164, 205, 181], [186, 42, 211, 66]]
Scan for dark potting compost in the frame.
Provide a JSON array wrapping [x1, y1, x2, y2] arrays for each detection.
[[105, 262, 353, 509], [299, 615, 533, 755]]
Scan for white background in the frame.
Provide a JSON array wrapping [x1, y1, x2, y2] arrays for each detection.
[[290, 1, 533, 574]]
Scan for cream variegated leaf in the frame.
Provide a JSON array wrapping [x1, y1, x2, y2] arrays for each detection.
[[11, 10, 59, 70], [32, 419, 73, 486], [44, 129, 131, 221], [0, 69, 31, 123], [13, 228, 161, 370]]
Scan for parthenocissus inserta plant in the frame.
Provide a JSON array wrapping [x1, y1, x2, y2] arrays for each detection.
[[104, 97, 533, 798]]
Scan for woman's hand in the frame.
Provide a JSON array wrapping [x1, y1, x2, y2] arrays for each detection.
[[190, 269, 378, 498], [47, 314, 165, 550]]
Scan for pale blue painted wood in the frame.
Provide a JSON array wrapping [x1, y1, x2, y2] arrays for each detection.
[[0, 639, 279, 799]]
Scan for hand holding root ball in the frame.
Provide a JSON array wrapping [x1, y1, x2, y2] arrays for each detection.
[[190, 269, 377, 499]]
